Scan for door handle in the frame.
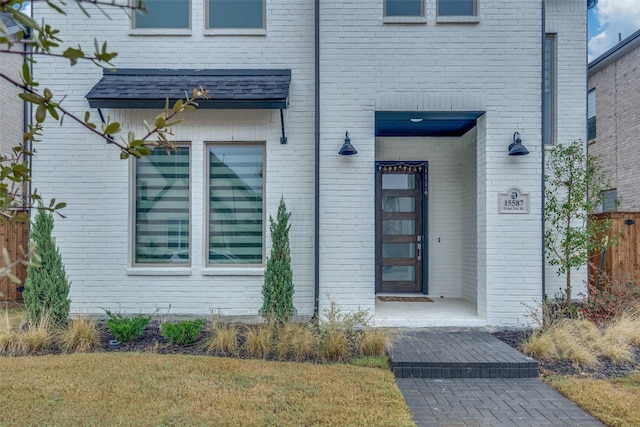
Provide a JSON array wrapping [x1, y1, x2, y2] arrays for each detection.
[[416, 235, 423, 261]]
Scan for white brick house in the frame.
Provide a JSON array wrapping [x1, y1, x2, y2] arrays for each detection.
[[30, 0, 587, 327]]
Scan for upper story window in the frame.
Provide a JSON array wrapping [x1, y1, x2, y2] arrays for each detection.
[[385, 0, 424, 17], [544, 34, 557, 145], [134, 0, 190, 29], [588, 88, 597, 142], [437, 0, 476, 16], [207, 0, 265, 29]]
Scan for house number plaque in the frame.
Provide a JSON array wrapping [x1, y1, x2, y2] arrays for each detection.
[[499, 187, 529, 214]]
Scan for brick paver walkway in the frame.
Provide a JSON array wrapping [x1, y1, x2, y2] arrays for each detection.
[[391, 330, 604, 426]]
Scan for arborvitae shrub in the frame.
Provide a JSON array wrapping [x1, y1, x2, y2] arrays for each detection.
[[23, 210, 70, 327], [260, 197, 296, 323]]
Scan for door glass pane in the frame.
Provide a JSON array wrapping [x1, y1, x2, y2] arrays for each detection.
[[382, 174, 415, 189], [382, 243, 415, 258], [382, 266, 415, 281], [383, 197, 415, 213], [383, 220, 415, 235]]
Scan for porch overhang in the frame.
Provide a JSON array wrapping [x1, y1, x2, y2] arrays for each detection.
[[375, 111, 484, 137], [85, 69, 291, 110]]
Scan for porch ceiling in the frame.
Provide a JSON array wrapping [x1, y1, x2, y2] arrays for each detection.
[[375, 111, 484, 137]]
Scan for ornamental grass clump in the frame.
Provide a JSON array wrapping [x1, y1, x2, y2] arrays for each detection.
[[61, 316, 101, 353], [204, 320, 240, 356], [244, 321, 275, 359], [20, 311, 56, 354], [275, 322, 318, 361], [104, 310, 151, 343], [599, 314, 640, 363], [358, 328, 390, 358]]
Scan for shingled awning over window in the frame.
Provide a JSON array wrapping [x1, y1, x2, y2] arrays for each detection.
[[86, 69, 291, 110]]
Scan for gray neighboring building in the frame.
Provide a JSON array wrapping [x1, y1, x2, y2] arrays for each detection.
[[588, 29, 640, 212]]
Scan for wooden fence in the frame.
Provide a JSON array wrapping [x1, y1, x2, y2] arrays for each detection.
[[0, 213, 29, 301], [589, 212, 640, 285]]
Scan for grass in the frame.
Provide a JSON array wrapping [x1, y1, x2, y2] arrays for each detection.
[[519, 308, 640, 426], [546, 373, 640, 427], [60, 316, 101, 353], [0, 353, 415, 427]]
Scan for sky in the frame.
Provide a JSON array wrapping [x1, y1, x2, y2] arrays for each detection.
[[588, 0, 640, 62]]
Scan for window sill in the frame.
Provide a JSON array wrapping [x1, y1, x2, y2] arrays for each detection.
[[436, 16, 480, 24], [204, 28, 267, 36], [383, 16, 427, 24], [126, 268, 192, 276], [202, 267, 265, 276], [129, 28, 192, 36]]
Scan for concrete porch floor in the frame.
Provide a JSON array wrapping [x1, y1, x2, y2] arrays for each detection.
[[373, 297, 486, 328]]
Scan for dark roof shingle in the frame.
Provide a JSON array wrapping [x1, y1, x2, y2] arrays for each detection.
[[86, 69, 291, 109]]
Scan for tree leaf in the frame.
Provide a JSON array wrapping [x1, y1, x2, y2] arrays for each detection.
[[104, 122, 121, 135], [35, 105, 47, 123], [63, 47, 85, 65]]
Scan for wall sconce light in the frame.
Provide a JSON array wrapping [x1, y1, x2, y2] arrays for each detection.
[[338, 131, 357, 155], [508, 132, 529, 156]]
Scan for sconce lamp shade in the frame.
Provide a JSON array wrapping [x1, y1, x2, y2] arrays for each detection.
[[339, 131, 357, 155], [508, 132, 529, 156]]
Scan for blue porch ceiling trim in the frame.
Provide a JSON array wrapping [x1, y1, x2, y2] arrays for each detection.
[[375, 111, 484, 137], [86, 69, 291, 110]]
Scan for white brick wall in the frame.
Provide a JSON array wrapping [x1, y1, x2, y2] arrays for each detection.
[[30, 0, 587, 326], [31, 0, 316, 316], [544, 0, 589, 302], [0, 39, 24, 157]]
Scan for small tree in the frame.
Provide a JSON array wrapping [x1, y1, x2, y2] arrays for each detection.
[[23, 210, 70, 326], [544, 139, 617, 304], [260, 197, 295, 323]]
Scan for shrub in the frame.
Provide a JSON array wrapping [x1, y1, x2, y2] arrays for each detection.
[[581, 271, 640, 325], [104, 310, 151, 343], [161, 319, 205, 346], [204, 321, 240, 356], [260, 197, 296, 323], [22, 210, 71, 327], [61, 316, 101, 353]]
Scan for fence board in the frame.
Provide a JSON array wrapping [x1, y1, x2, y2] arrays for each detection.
[[0, 212, 29, 301], [589, 212, 640, 284]]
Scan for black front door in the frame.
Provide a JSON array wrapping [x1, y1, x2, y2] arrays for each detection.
[[375, 162, 426, 293]]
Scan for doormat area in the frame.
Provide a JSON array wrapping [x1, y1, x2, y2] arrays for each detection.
[[377, 296, 433, 302]]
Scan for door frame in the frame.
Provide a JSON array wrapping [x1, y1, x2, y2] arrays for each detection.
[[375, 161, 429, 294]]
